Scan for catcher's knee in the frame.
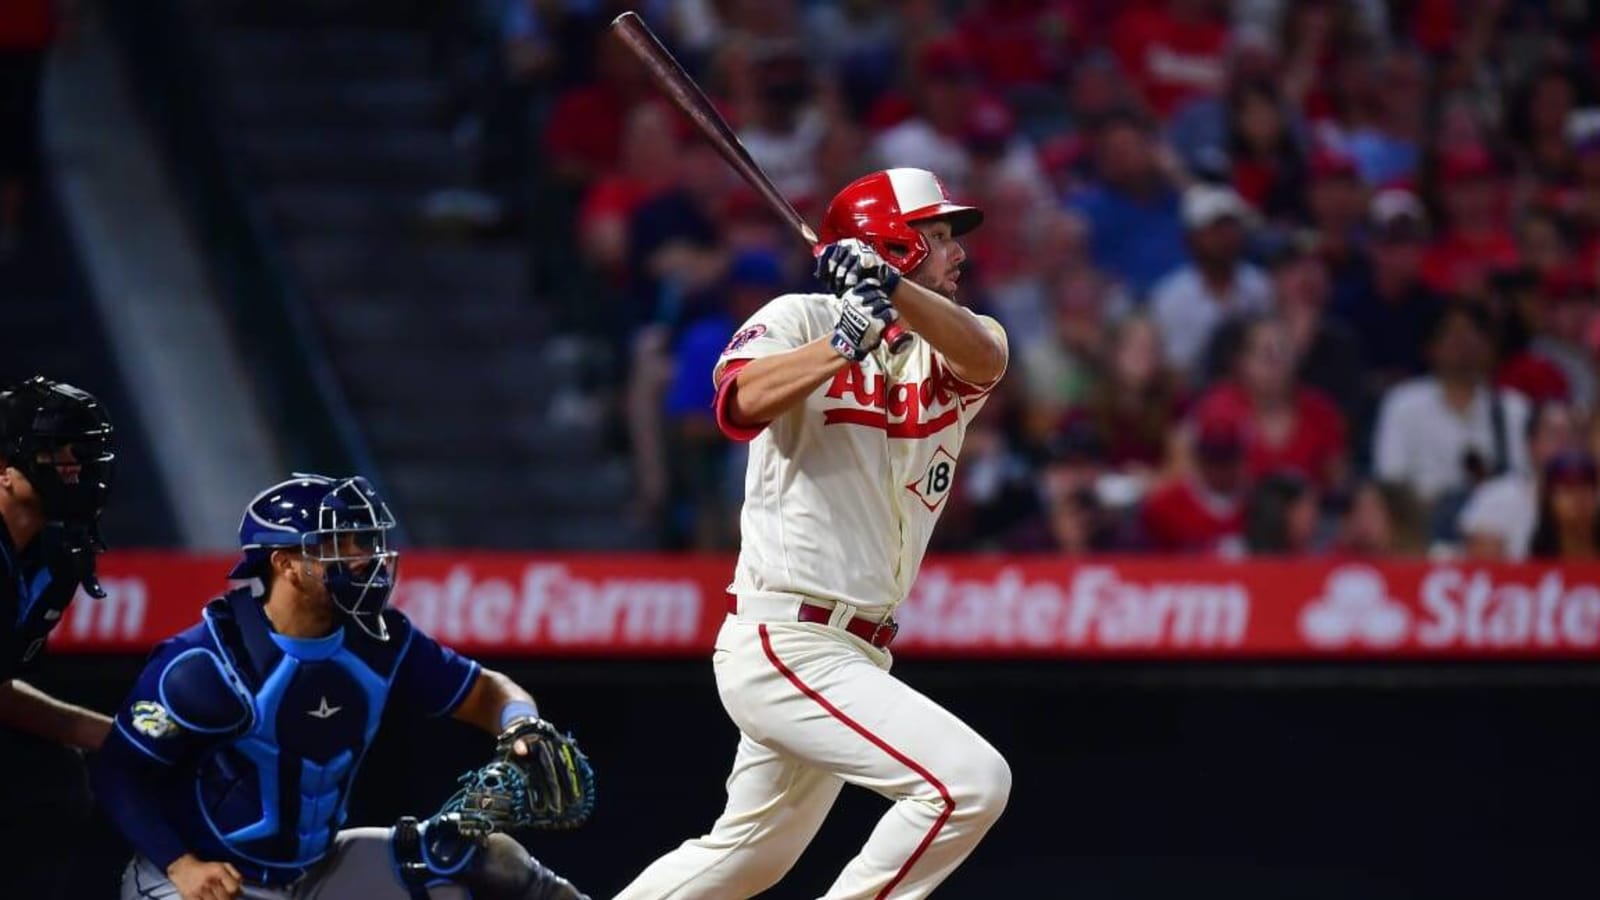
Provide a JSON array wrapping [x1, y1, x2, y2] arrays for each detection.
[[465, 833, 590, 900]]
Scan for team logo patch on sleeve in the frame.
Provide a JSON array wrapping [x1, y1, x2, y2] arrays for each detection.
[[722, 324, 767, 355], [131, 700, 179, 739]]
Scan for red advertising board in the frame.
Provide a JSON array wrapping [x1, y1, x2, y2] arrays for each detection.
[[46, 553, 1600, 659]]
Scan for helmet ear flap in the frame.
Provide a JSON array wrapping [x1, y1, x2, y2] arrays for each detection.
[[873, 234, 927, 274]]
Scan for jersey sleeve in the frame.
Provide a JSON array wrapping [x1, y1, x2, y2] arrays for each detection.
[[389, 613, 481, 719], [107, 637, 245, 767], [942, 312, 1009, 420], [712, 293, 830, 441], [711, 293, 827, 385]]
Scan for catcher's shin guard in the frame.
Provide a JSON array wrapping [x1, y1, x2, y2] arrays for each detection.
[[466, 833, 591, 900]]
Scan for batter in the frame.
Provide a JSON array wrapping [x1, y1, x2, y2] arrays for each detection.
[[615, 168, 1012, 900]]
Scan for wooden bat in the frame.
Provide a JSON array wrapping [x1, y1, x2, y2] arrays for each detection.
[[609, 11, 911, 353]]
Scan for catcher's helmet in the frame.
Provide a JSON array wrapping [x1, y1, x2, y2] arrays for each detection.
[[0, 376, 116, 532], [818, 168, 983, 274], [230, 473, 400, 640]]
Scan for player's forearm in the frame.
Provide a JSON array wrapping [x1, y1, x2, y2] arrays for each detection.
[[889, 280, 1007, 385], [0, 678, 112, 749], [452, 667, 539, 735], [91, 732, 192, 871], [725, 339, 851, 425]]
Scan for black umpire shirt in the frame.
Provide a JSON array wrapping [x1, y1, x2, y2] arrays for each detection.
[[0, 514, 82, 685]]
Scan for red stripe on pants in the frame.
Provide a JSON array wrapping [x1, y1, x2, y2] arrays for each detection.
[[758, 625, 955, 899]]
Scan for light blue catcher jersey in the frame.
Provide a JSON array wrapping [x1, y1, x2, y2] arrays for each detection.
[[105, 588, 480, 884]]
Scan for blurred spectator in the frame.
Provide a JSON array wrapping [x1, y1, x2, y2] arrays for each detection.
[[1515, 207, 1579, 281], [1110, 0, 1228, 118], [738, 45, 826, 204], [986, 206, 1097, 356], [1505, 64, 1588, 189], [1333, 480, 1426, 557], [1304, 149, 1369, 307], [1190, 315, 1348, 490], [627, 248, 784, 549], [1063, 51, 1136, 136], [869, 39, 980, 193], [1148, 184, 1272, 383], [1004, 421, 1124, 554], [624, 142, 732, 331], [1269, 240, 1365, 427], [1017, 265, 1113, 445], [1521, 267, 1599, 413], [1277, 0, 1370, 121], [1068, 111, 1188, 299], [1223, 80, 1309, 222], [954, 0, 1080, 93], [1075, 314, 1185, 473], [578, 102, 681, 281], [1140, 416, 1248, 555], [1527, 449, 1600, 560], [1420, 147, 1520, 299], [954, 410, 1039, 551], [1243, 470, 1319, 554], [1330, 189, 1443, 391], [803, 0, 900, 113], [541, 28, 648, 183], [1572, 138, 1600, 250], [1372, 303, 1533, 531], [1458, 400, 1581, 561], [1341, 50, 1427, 186], [961, 96, 1052, 204], [1488, 265, 1575, 408], [0, 0, 68, 255]]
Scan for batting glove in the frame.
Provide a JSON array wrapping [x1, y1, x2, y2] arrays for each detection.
[[815, 238, 902, 298], [830, 280, 898, 362]]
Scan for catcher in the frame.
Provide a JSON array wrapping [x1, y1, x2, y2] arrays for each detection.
[[90, 473, 596, 900]]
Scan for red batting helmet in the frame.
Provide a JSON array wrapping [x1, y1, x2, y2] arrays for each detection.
[[818, 168, 983, 273]]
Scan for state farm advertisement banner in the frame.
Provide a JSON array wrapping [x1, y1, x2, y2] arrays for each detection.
[[46, 553, 1600, 659]]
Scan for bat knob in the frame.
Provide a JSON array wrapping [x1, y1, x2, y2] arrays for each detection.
[[883, 322, 913, 354]]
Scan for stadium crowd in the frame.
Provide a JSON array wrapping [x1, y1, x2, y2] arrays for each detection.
[[433, 0, 1600, 560]]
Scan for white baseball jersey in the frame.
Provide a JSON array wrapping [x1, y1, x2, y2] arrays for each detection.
[[714, 291, 1007, 615]]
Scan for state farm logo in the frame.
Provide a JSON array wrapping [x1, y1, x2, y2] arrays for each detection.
[[391, 563, 705, 647], [1299, 566, 1410, 649], [901, 565, 1250, 649]]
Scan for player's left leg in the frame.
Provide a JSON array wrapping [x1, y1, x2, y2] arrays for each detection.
[[728, 623, 1013, 900], [297, 826, 588, 900]]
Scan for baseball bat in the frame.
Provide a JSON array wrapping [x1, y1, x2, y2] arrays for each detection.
[[609, 11, 911, 353]]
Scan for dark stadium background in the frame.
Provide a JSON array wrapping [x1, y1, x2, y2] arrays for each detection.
[[6, 0, 1600, 897]]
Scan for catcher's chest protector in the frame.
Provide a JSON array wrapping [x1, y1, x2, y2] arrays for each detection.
[[188, 591, 404, 868]]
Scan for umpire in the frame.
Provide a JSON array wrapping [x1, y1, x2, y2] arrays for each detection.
[[0, 375, 118, 897]]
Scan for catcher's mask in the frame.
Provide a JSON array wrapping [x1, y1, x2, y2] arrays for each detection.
[[0, 376, 116, 595], [230, 473, 400, 640]]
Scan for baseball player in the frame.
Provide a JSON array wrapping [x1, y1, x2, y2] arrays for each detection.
[[91, 473, 593, 900], [0, 375, 118, 898], [615, 168, 1012, 899]]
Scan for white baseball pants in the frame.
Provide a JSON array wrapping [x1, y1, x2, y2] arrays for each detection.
[[614, 609, 1011, 899]]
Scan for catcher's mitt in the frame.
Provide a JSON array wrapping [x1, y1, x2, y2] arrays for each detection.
[[440, 719, 597, 832]]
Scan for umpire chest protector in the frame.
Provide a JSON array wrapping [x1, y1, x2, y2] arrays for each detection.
[[171, 589, 406, 868], [0, 522, 82, 683]]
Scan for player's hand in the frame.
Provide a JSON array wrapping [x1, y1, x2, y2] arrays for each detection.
[[815, 238, 901, 297], [830, 280, 898, 362], [166, 854, 243, 900]]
